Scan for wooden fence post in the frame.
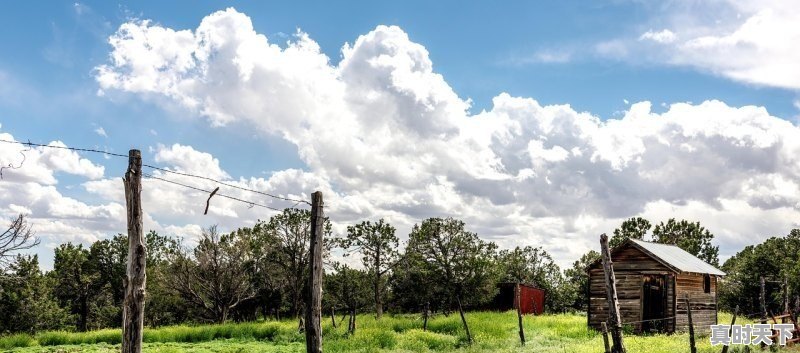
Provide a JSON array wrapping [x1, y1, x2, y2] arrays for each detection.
[[456, 296, 473, 345], [516, 283, 525, 346], [423, 302, 430, 332], [600, 234, 626, 353], [305, 191, 324, 353], [760, 276, 767, 319], [721, 306, 738, 353], [601, 322, 611, 353], [348, 307, 357, 334], [331, 307, 337, 328], [759, 276, 767, 350], [122, 149, 146, 353], [685, 294, 696, 353], [784, 277, 789, 316]]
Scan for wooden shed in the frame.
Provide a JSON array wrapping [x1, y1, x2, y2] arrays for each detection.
[[587, 239, 725, 333], [490, 282, 545, 315]]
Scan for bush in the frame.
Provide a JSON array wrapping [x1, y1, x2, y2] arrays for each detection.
[[0, 333, 36, 349]]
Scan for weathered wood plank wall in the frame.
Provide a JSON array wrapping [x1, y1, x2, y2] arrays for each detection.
[[588, 245, 718, 333]]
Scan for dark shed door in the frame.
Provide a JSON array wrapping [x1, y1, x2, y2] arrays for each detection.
[[641, 275, 668, 332]]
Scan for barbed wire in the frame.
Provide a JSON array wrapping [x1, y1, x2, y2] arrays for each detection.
[[0, 139, 31, 179], [142, 164, 310, 205], [621, 316, 676, 325], [0, 138, 312, 207], [144, 173, 286, 212], [0, 138, 128, 158]]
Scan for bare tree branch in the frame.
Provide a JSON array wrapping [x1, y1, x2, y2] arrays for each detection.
[[0, 214, 40, 269]]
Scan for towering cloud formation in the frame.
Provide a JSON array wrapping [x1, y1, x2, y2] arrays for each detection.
[[89, 8, 800, 262]]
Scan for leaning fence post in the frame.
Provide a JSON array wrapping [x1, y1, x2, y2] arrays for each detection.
[[304, 191, 324, 353], [721, 306, 738, 353], [456, 295, 473, 345], [722, 305, 739, 353], [122, 149, 146, 353], [601, 322, 611, 353], [516, 283, 526, 346], [600, 234, 626, 353], [685, 294, 696, 353]]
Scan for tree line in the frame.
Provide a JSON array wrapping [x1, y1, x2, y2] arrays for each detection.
[[0, 212, 797, 335]]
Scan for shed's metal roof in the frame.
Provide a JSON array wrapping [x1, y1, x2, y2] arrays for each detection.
[[629, 239, 725, 276]]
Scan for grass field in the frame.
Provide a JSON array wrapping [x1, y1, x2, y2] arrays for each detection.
[[0, 311, 795, 353]]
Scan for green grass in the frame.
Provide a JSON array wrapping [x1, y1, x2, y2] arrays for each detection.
[[1, 311, 798, 353]]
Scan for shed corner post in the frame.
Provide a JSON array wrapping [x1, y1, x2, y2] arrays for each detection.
[[600, 233, 626, 353]]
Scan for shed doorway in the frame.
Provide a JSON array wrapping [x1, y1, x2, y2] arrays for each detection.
[[641, 275, 668, 333]]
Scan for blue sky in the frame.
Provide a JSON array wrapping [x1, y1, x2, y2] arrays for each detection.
[[1, 1, 799, 269]]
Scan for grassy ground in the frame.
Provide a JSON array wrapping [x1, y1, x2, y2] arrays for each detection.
[[0, 311, 796, 353]]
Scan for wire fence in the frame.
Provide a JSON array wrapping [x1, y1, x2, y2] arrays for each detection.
[[0, 138, 312, 210]]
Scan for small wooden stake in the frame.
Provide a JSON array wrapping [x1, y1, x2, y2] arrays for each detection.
[[122, 149, 146, 353], [685, 294, 696, 353], [423, 302, 429, 332], [331, 307, 336, 328], [347, 310, 353, 334], [600, 234, 626, 353], [516, 283, 526, 346], [721, 306, 738, 353], [304, 192, 324, 353], [760, 276, 767, 320], [760, 276, 767, 350], [348, 307, 357, 334], [601, 322, 611, 353]]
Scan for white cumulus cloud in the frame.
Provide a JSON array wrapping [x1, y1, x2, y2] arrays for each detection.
[[639, 29, 677, 43], [83, 7, 800, 265], [602, 1, 800, 90]]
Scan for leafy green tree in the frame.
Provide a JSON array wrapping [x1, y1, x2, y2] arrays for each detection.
[[140, 231, 188, 326], [83, 231, 183, 328], [497, 246, 567, 312], [563, 250, 600, 311], [87, 235, 127, 328], [324, 263, 370, 333], [719, 230, 800, 315], [388, 253, 448, 313], [652, 218, 719, 266], [52, 243, 100, 332], [0, 255, 71, 333], [339, 219, 400, 319], [610, 217, 719, 266], [261, 208, 332, 318], [407, 218, 498, 309], [230, 223, 285, 322], [609, 217, 651, 248]]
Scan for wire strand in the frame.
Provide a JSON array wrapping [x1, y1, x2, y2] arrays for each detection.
[[621, 316, 676, 325], [144, 173, 288, 212], [0, 138, 128, 158], [142, 164, 310, 205], [0, 138, 312, 206]]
